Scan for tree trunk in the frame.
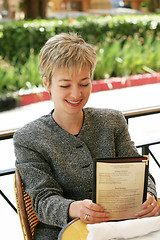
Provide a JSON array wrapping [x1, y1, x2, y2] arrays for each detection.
[[39, 0, 47, 19], [3, 0, 11, 18], [24, 0, 47, 19], [3, 0, 9, 9]]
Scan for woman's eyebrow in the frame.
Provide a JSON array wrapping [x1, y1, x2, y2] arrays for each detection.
[[58, 77, 90, 82], [58, 79, 71, 82], [80, 77, 90, 81]]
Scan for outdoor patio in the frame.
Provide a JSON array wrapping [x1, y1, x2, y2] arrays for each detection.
[[0, 1, 160, 238]]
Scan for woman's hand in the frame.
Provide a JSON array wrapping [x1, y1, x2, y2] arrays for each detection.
[[69, 199, 110, 224], [135, 193, 159, 218]]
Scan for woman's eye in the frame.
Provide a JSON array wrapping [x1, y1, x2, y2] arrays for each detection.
[[81, 83, 89, 87], [60, 85, 70, 88]]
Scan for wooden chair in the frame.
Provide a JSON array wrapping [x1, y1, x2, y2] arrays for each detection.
[[158, 198, 160, 214], [14, 169, 39, 240]]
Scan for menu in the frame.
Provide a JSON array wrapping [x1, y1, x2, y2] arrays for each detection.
[[93, 156, 149, 221]]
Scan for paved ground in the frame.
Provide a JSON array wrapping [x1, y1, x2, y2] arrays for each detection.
[[47, 8, 142, 18], [1, 83, 160, 239]]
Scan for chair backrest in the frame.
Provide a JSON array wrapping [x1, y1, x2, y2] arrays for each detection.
[[14, 169, 39, 240], [158, 198, 160, 215]]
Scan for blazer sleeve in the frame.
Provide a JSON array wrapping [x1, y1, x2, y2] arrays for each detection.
[[14, 133, 74, 228]]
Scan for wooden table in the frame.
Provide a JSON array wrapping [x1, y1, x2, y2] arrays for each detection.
[[58, 219, 88, 240], [58, 212, 160, 239]]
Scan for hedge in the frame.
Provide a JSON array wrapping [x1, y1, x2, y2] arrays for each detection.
[[0, 14, 160, 64]]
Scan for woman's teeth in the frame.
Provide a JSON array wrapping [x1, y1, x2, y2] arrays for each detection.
[[67, 100, 81, 104]]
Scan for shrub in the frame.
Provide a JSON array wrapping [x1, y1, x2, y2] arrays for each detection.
[[0, 15, 160, 94], [0, 15, 160, 63], [94, 30, 160, 79], [0, 52, 41, 94]]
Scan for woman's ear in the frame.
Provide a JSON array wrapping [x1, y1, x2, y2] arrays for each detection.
[[42, 76, 50, 93]]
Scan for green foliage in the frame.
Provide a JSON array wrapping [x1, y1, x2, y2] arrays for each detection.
[[0, 14, 160, 94], [0, 52, 41, 94], [0, 20, 52, 64], [0, 57, 18, 93], [1, 15, 160, 64], [17, 50, 41, 88], [94, 30, 160, 79]]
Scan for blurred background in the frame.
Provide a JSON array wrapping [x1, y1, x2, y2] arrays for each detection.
[[0, 0, 160, 20]]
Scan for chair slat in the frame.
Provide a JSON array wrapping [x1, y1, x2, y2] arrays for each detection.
[[14, 169, 39, 240]]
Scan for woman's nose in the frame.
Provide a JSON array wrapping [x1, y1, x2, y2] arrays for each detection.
[[70, 86, 81, 99]]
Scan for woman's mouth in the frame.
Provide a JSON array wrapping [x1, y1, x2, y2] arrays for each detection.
[[66, 99, 82, 106], [67, 100, 81, 104]]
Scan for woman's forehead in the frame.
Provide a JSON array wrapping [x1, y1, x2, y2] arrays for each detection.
[[53, 65, 90, 77]]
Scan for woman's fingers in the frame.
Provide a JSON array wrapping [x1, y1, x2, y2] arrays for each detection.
[[80, 199, 110, 223], [135, 193, 159, 218], [81, 213, 110, 224], [82, 199, 104, 211], [78, 193, 159, 224]]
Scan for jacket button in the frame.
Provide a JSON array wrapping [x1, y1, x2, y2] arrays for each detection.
[[76, 145, 83, 149]]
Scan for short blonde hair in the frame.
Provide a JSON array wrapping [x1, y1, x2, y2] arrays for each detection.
[[39, 32, 97, 86]]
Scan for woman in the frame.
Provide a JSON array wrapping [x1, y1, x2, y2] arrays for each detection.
[[14, 33, 159, 240]]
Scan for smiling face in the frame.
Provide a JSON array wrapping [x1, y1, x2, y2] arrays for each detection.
[[43, 65, 92, 120]]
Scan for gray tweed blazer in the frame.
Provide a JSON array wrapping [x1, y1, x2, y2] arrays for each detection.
[[13, 108, 157, 240]]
